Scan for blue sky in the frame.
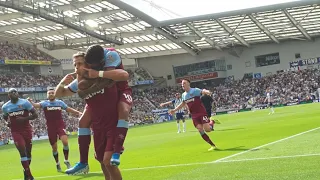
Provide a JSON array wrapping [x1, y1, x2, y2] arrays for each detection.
[[121, 0, 301, 21]]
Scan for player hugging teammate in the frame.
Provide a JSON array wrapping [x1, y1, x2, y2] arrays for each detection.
[[54, 45, 131, 180]]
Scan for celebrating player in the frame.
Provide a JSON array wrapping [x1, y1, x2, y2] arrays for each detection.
[[160, 93, 186, 133], [265, 88, 275, 114], [27, 89, 82, 172], [169, 79, 217, 151], [83, 45, 132, 166], [54, 52, 129, 179], [1, 88, 38, 180]]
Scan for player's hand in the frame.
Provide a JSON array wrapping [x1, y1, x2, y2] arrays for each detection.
[[160, 103, 165, 107], [27, 97, 33, 102], [61, 73, 76, 85], [168, 109, 175, 115], [83, 68, 99, 79], [78, 112, 83, 117]]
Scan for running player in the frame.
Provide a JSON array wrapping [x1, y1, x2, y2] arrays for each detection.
[[2, 88, 38, 180], [265, 88, 275, 114], [27, 89, 82, 172], [54, 52, 129, 178], [169, 79, 217, 151], [160, 93, 186, 133]]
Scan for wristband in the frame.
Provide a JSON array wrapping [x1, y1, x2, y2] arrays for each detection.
[[99, 71, 104, 78]]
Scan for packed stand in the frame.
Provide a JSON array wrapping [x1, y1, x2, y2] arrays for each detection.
[[0, 71, 61, 88], [0, 41, 55, 61]]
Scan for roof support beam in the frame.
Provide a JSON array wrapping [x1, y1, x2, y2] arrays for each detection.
[[186, 23, 222, 51], [0, 0, 123, 45], [154, 27, 198, 56], [41, 39, 173, 50], [283, 9, 312, 41], [215, 19, 250, 47], [106, 0, 158, 26], [248, 14, 280, 44]]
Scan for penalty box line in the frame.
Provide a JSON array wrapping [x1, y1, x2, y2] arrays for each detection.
[[11, 127, 320, 180]]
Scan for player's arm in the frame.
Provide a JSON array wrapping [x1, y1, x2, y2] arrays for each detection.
[[201, 89, 212, 96], [101, 51, 129, 81], [17, 101, 38, 121], [27, 98, 41, 109], [83, 51, 129, 81], [66, 107, 82, 117], [60, 100, 82, 117], [160, 100, 173, 107], [54, 73, 77, 98], [1, 106, 10, 127], [170, 101, 186, 114]]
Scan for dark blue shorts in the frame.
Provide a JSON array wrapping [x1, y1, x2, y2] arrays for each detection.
[[176, 113, 184, 120]]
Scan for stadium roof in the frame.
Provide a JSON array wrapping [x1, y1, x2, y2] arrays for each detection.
[[0, 0, 319, 59]]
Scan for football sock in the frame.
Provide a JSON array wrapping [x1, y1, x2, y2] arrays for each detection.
[[114, 120, 129, 154], [53, 151, 59, 163], [21, 157, 32, 177], [63, 145, 69, 161], [200, 131, 215, 146], [78, 128, 91, 164]]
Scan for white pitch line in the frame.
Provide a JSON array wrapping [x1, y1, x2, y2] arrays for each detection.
[[214, 126, 320, 162], [11, 127, 320, 180]]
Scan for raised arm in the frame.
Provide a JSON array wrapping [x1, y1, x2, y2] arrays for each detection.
[[55, 73, 77, 98], [27, 98, 41, 109]]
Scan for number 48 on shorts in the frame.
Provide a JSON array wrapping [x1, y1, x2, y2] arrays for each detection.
[[202, 116, 210, 123]]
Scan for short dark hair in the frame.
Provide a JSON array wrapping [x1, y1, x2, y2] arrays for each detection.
[[72, 52, 85, 58], [85, 45, 104, 64], [183, 79, 191, 83]]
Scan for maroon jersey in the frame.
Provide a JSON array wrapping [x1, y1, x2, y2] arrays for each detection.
[[1, 98, 34, 133], [39, 100, 68, 129], [182, 88, 207, 116], [68, 79, 119, 131]]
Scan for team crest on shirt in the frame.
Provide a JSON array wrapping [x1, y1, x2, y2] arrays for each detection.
[[108, 55, 114, 62]]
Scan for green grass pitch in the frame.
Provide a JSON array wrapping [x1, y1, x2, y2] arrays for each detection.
[[1, 103, 320, 180]]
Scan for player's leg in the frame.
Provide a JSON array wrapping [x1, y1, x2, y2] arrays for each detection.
[[103, 151, 122, 180], [111, 91, 132, 166], [176, 118, 181, 133], [66, 107, 91, 175], [100, 162, 112, 180], [24, 132, 33, 165], [193, 117, 216, 151], [12, 132, 34, 179], [269, 102, 275, 114], [59, 132, 71, 169], [181, 114, 186, 132]]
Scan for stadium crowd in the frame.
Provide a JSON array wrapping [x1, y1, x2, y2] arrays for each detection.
[[0, 41, 54, 61]]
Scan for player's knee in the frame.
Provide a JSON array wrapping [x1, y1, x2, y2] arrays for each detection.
[[204, 124, 212, 132]]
